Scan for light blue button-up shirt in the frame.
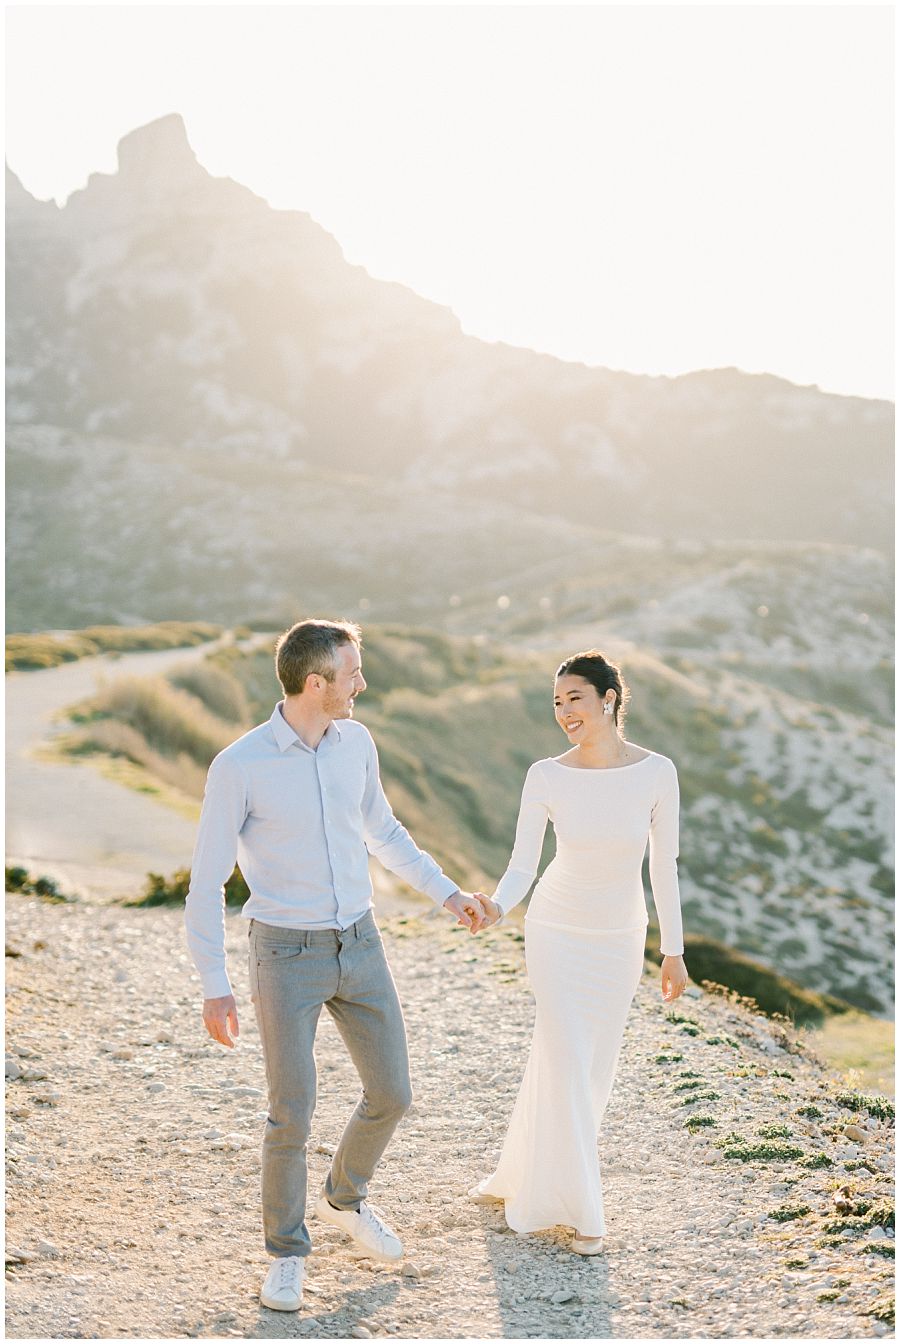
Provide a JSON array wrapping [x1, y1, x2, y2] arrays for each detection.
[[184, 703, 459, 997]]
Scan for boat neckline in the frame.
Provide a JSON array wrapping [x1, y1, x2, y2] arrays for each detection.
[[548, 752, 655, 773]]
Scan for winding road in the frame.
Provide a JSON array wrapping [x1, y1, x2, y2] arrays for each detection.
[[5, 642, 220, 900]]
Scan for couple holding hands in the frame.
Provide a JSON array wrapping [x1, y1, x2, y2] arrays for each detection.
[[185, 618, 688, 1311]]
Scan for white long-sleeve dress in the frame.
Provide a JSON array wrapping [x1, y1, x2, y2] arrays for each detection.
[[476, 751, 684, 1237]]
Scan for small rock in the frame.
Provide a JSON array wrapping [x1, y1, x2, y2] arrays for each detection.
[[552, 1289, 575, 1305], [36, 1241, 59, 1258], [872, 1322, 890, 1337], [702, 1150, 723, 1164], [21, 1068, 48, 1082], [5, 1247, 30, 1264], [147, 1082, 166, 1094], [400, 1262, 422, 1279], [867, 1226, 887, 1241], [351, 1328, 372, 1339], [5, 1058, 23, 1081], [112, 1048, 134, 1061], [155, 1031, 174, 1045], [843, 1124, 868, 1143]]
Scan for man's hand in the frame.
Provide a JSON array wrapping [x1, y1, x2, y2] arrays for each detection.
[[203, 994, 240, 1048], [443, 890, 488, 934]]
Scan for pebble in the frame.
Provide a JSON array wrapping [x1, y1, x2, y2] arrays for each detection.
[[552, 1289, 575, 1305], [843, 1124, 868, 1143], [36, 1241, 59, 1258], [147, 1082, 166, 1094], [112, 1048, 134, 1061], [351, 1328, 373, 1339], [5, 1057, 23, 1080]]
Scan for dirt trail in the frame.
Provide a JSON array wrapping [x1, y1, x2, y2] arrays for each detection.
[[5, 892, 894, 1340], [5, 643, 222, 899]]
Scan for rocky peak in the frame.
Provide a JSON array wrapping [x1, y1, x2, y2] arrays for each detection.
[[5, 165, 61, 228], [115, 113, 203, 189], [62, 113, 208, 231]]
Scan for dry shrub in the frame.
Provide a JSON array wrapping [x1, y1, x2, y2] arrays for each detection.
[[84, 676, 234, 767], [167, 662, 250, 726]]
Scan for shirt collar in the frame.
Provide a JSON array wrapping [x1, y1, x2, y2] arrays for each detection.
[[270, 702, 342, 754]]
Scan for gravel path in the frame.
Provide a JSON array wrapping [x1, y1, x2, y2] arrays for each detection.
[[5, 891, 894, 1340]]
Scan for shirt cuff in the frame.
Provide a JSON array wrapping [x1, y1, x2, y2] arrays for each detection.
[[200, 968, 233, 1000], [422, 873, 461, 908]]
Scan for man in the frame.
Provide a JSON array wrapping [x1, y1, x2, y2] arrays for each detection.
[[185, 619, 487, 1312]]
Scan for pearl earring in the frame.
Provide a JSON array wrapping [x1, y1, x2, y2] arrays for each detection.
[[603, 701, 614, 716]]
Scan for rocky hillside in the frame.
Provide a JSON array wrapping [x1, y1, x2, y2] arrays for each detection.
[[58, 618, 893, 1016], [5, 113, 893, 631]]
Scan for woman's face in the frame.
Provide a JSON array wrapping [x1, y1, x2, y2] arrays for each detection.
[[553, 673, 612, 742]]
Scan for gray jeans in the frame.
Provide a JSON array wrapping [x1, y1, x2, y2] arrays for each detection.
[[248, 911, 412, 1258]]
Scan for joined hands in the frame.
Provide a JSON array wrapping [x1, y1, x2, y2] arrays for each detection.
[[442, 891, 503, 933]]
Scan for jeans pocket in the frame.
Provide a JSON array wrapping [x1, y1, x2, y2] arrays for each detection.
[[254, 942, 305, 965]]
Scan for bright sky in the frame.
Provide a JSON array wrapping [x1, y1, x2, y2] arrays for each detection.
[[5, 3, 894, 401]]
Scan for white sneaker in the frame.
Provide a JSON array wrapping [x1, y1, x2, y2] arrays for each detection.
[[314, 1194, 403, 1262], [260, 1255, 304, 1310]]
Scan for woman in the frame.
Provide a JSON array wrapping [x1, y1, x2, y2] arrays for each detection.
[[473, 649, 688, 1255]]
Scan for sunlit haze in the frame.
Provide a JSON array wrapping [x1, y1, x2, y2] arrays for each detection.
[[5, 4, 894, 400]]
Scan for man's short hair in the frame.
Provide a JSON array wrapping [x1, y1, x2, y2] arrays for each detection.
[[275, 619, 362, 696]]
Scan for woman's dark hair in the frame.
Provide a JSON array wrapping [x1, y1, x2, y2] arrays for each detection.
[[555, 649, 630, 728]]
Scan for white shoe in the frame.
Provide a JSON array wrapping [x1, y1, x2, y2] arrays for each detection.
[[571, 1235, 605, 1256], [468, 1183, 502, 1205], [314, 1194, 403, 1262], [260, 1255, 304, 1310]]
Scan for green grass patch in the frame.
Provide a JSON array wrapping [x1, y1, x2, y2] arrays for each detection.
[[798, 1152, 833, 1169], [803, 1016, 895, 1098], [757, 1123, 793, 1139], [684, 1114, 717, 1132], [864, 1294, 895, 1326], [6, 621, 221, 670], [832, 1090, 894, 1124], [5, 866, 74, 903], [679, 1090, 720, 1105], [644, 931, 851, 1026], [126, 866, 250, 908], [796, 1104, 823, 1119], [719, 1140, 805, 1162], [768, 1205, 811, 1222]]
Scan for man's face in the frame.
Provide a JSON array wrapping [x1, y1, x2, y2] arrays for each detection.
[[321, 642, 366, 720]]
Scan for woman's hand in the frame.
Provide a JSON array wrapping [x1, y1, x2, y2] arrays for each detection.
[[661, 955, 688, 1003], [478, 896, 503, 929]]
